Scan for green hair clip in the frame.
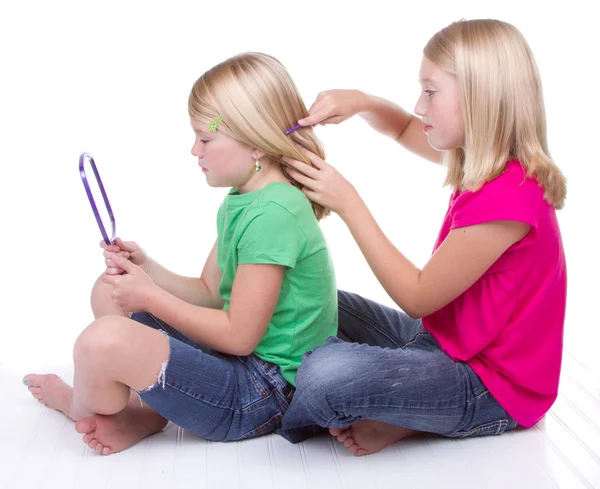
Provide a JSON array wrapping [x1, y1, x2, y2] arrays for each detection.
[[208, 115, 223, 132]]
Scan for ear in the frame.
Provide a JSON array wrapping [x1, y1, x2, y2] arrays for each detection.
[[251, 150, 266, 160]]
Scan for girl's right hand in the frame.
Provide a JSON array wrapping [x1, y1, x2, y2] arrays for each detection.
[[298, 89, 368, 127], [101, 237, 150, 275]]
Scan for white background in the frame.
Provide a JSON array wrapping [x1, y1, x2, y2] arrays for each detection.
[[1, 0, 598, 374]]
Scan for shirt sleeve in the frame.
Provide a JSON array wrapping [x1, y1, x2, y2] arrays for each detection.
[[451, 165, 542, 231], [237, 202, 304, 268]]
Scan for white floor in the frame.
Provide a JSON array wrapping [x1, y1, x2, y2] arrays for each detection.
[[1, 349, 598, 489]]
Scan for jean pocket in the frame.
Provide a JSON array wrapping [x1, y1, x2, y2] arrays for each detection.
[[447, 418, 509, 438]]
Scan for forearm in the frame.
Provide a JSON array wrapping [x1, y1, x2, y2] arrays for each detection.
[[146, 259, 223, 309], [358, 92, 413, 139], [340, 198, 423, 318], [358, 92, 442, 164], [146, 288, 250, 355]]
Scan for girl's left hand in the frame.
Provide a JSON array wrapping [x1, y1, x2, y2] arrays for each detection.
[[282, 145, 361, 218], [100, 254, 158, 313]]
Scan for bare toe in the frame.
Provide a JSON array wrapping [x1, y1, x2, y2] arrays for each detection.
[[336, 429, 352, 443], [343, 436, 356, 448], [347, 442, 361, 455], [76, 417, 96, 434]]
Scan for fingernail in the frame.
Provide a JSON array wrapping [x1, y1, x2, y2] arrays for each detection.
[[23, 378, 28, 386]]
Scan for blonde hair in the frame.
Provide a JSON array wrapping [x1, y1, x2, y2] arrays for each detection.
[[188, 52, 330, 220], [424, 19, 567, 209]]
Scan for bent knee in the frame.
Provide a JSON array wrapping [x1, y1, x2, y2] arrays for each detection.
[[296, 342, 359, 393], [74, 316, 130, 362]]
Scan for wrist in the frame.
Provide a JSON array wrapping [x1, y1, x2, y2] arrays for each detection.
[[338, 189, 365, 223], [356, 90, 374, 115], [144, 283, 163, 314], [144, 257, 156, 276]]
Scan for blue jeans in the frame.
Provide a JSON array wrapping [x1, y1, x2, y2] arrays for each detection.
[[280, 291, 518, 442], [130, 312, 293, 442]]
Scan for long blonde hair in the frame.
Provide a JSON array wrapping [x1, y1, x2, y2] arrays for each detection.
[[424, 19, 567, 209], [188, 52, 330, 220]]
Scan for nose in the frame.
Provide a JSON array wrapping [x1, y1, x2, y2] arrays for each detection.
[[191, 139, 204, 158], [414, 93, 427, 117]]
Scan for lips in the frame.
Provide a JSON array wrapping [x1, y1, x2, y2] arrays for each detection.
[[423, 125, 432, 132]]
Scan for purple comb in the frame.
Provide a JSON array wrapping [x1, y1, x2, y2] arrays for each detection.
[[284, 124, 302, 135]]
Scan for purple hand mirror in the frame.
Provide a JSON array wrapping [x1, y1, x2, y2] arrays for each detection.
[[79, 152, 116, 245]]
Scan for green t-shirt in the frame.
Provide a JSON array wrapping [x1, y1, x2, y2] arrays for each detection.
[[216, 182, 338, 385]]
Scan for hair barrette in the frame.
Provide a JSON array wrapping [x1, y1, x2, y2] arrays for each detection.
[[208, 115, 223, 132]]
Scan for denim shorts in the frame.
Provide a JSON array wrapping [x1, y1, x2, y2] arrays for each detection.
[[280, 290, 519, 442], [130, 312, 293, 442]]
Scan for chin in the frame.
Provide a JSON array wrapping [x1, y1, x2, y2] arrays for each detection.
[[429, 140, 460, 152], [207, 181, 230, 188]]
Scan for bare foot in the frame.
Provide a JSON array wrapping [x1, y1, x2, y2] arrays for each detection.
[[75, 401, 168, 455], [23, 374, 90, 421], [329, 420, 420, 456]]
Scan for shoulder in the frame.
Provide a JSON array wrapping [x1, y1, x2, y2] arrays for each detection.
[[483, 160, 541, 197], [250, 183, 314, 220], [451, 161, 545, 229], [457, 161, 543, 204], [259, 182, 309, 208]]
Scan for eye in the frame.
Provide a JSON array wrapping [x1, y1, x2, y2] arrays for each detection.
[[425, 90, 436, 97]]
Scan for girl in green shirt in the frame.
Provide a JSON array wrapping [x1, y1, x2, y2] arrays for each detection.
[[23, 52, 337, 455]]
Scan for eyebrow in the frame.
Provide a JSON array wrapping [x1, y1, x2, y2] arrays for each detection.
[[419, 78, 439, 85]]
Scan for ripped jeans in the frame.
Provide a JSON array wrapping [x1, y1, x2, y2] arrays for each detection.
[[130, 312, 293, 442]]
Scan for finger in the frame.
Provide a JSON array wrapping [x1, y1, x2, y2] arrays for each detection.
[[105, 266, 124, 275], [115, 237, 137, 252], [320, 115, 346, 125], [302, 95, 326, 117], [100, 273, 119, 286], [104, 250, 129, 260], [105, 258, 120, 269], [302, 187, 322, 205], [293, 144, 327, 170], [285, 168, 318, 190], [100, 242, 123, 254], [299, 108, 332, 127], [282, 156, 321, 179], [109, 253, 136, 274], [100, 241, 120, 252]]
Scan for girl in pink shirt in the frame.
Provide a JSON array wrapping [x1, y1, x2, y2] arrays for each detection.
[[280, 19, 567, 456]]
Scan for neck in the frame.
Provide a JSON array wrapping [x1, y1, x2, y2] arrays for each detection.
[[236, 164, 290, 194]]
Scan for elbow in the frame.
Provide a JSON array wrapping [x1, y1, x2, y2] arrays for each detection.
[[404, 307, 422, 320], [402, 294, 430, 320], [233, 344, 255, 357], [228, 335, 259, 356], [398, 277, 433, 319], [408, 301, 436, 320]]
